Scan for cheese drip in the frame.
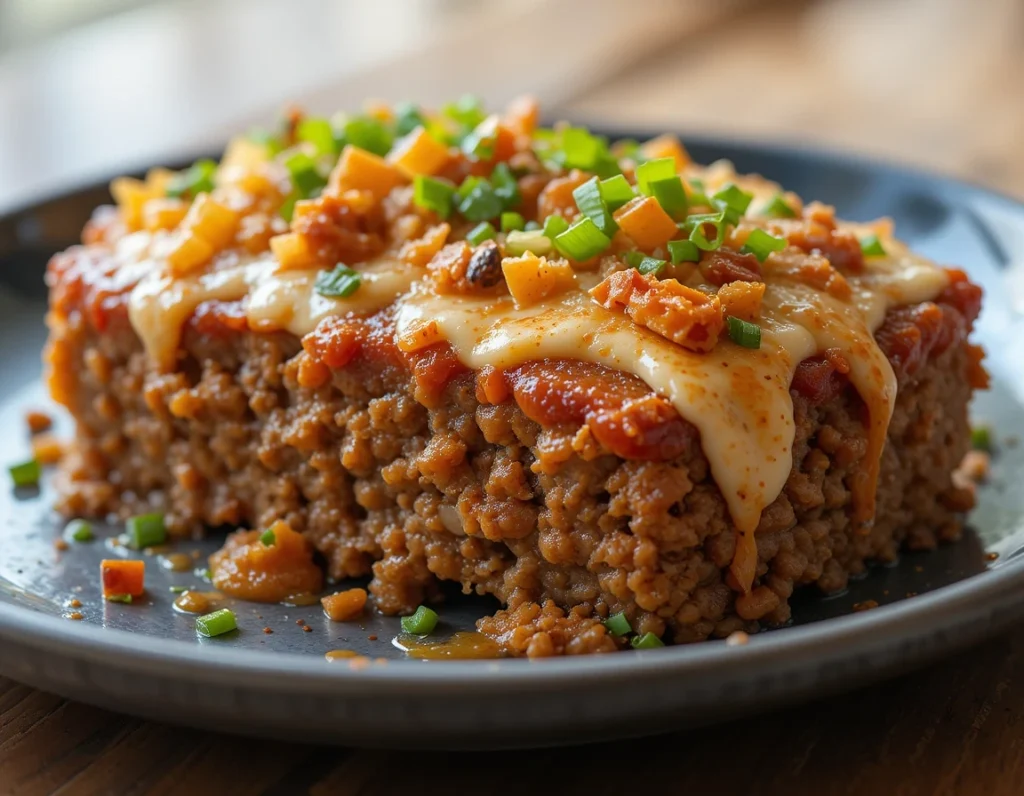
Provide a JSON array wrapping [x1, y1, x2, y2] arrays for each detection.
[[124, 220, 950, 590]]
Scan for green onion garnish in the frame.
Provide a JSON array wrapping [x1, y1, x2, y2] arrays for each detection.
[[279, 194, 298, 223], [394, 102, 427, 137], [624, 251, 667, 277], [106, 594, 133, 604], [687, 179, 712, 207], [127, 513, 166, 550], [631, 632, 665, 649], [636, 158, 676, 196], [456, 177, 504, 222], [763, 193, 796, 218], [741, 228, 787, 262], [860, 234, 887, 257], [413, 175, 456, 219], [554, 217, 611, 262], [297, 117, 337, 156], [712, 183, 754, 224], [259, 527, 277, 546], [314, 264, 361, 298], [560, 127, 601, 171], [9, 459, 40, 488], [500, 212, 526, 233], [686, 211, 728, 251], [461, 118, 498, 160], [195, 608, 238, 638], [169, 585, 188, 593], [401, 605, 439, 635], [599, 175, 636, 212], [971, 426, 992, 452], [573, 177, 618, 237], [504, 230, 552, 257], [726, 316, 762, 349], [648, 176, 689, 220], [604, 612, 632, 637], [542, 215, 570, 240], [66, 519, 94, 543], [667, 239, 700, 264], [283, 151, 327, 198], [443, 94, 487, 131], [166, 159, 217, 199], [490, 163, 521, 209], [343, 116, 393, 157], [466, 222, 497, 246]]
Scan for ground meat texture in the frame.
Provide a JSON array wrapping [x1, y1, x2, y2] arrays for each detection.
[[48, 260, 980, 653]]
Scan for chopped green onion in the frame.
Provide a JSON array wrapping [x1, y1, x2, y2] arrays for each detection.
[[686, 211, 728, 251], [612, 138, 642, 161], [314, 264, 361, 298], [66, 519, 94, 543], [343, 116, 393, 157], [105, 593, 133, 604], [283, 151, 326, 198], [741, 228, 787, 262], [648, 176, 689, 219], [394, 102, 427, 137], [443, 94, 486, 131], [554, 217, 611, 261], [524, 220, 542, 231], [127, 513, 166, 550], [279, 193, 298, 222], [489, 163, 521, 209], [401, 605, 439, 635], [249, 128, 285, 157], [196, 608, 237, 638], [297, 117, 337, 156], [668, 239, 700, 264], [712, 184, 755, 224], [726, 316, 762, 349], [259, 527, 276, 546], [9, 459, 40, 488], [413, 175, 456, 219], [630, 632, 665, 649], [763, 193, 797, 219], [169, 585, 188, 593], [860, 234, 887, 257], [573, 177, 618, 237], [560, 127, 601, 170], [636, 157, 676, 196], [466, 222, 497, 245], [461, 117, 498, 160], [971, 426, 992, 451], [599, 175, 636, 212], [604, 612, 632, 637], [500, 212, 526, 233], [456, 177, 503, 222], [542, 215, 570, 240], [624, 251, 667, 277], [166, 159, 217, 199], [504, 230, 552, 257], [687, 179, 712, 207]]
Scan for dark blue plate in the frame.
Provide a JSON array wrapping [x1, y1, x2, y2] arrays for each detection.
[[1, 135, 1022, 749]]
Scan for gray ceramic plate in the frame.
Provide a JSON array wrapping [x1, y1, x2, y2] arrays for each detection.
[[1, 134, 1024, 750]]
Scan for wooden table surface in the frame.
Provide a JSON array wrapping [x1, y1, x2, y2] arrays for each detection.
[[3, 0, 1024, 794]]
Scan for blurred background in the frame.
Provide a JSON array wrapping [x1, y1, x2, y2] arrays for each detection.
[[0, 0, 1021, 213]]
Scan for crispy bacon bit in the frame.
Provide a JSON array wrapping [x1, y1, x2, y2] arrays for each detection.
[[466, 241, 504, 288], [700, 249, 762, 286], [590, 270, 724, 352], [289, 192, 387, 266], [791, 352, 851, 405], [537, 170, 589, 222], [427, 241, 473, 294], [875, 302, 961, 383], [775, 202, 865, 273], [767, 250, 851, 301], [399, 223, 450, 268], [717, 281, 765, 321]]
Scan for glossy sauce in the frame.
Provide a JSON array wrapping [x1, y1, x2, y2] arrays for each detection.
[[172, 590, 222, 614], [159, 553, 194, 572], [396, 631, 502, 660]]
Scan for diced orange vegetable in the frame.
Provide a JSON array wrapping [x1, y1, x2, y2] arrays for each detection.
[[25, 410, 52, 434], [537, 171, 589, 221], [502, 253, 577, 308], [143, 198, 189, 232], [220, 136, 269, 172], [167, 232, 215, 276], [31, 434, 64, 465], [321, 588, 368, 622], [399, 223, 450, 268], [717, 281, 766, 321], [613, 196, 679, 252], [185, 194, 240, 249], [639, 134, 690, 170], [110, 177, 151, 231], [269, 232, 320, 270], [397, 320, 443, 353], [328, 145, 404, 200], [388, 127, 450, 177], [101, 559, 146, 597], [503, 95, 539, 138]]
